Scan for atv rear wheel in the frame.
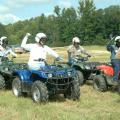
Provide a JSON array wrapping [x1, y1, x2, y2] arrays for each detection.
[[93, 75, 107, 92], [118, 86, 120, 95], [12, 77, 22, 97], [76, 70, 84, 86], [64, 76, 80, 100], [117, 81, 120, 95], [0, 74, 5, 89], [31, 81, 48, 103]]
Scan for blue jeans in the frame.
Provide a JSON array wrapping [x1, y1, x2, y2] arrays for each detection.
[[111, 59, 120, 81]]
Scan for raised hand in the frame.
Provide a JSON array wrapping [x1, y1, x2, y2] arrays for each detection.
[[26, 33, 31, 37]]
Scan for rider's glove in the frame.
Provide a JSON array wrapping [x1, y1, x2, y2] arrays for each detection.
[[56, 57, 63, 61], [87, 55, 91, 57]]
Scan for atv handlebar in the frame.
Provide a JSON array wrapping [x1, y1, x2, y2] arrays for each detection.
[[0, 55, 16, 63], [74, 56, 90, 62], [53, 57, 64, 65]]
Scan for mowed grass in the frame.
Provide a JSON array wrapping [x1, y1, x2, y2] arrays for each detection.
[[1, 45, 120, 120]]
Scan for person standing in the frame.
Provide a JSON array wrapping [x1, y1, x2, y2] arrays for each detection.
[[107, 36, 120, 85]]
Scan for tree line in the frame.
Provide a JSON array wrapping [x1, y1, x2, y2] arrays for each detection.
[[0, 0, 120, 46]]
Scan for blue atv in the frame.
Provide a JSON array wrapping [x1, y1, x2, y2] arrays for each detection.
[[12, 59, 80, 103]]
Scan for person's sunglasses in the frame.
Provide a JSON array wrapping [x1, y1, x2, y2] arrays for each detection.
[[40, 37, 47, 41]]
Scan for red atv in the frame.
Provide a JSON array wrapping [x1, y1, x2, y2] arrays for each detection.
[[93, 63, 119, 92]]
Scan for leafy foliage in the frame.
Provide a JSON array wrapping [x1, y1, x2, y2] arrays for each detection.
[[0, 0, 120, 46], [0, 23, 7, 37]]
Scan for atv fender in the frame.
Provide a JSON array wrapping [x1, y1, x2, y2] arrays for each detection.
[[72, 65, 83, 71], [13, 70, 48, 82], [13, 70, 32, 81], [30, 70, 48, 79]]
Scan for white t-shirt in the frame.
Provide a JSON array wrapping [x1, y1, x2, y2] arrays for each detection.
[[21, 36, 59, 67]]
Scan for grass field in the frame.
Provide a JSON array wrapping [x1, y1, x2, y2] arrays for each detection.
[[1, 45, 120, 120]]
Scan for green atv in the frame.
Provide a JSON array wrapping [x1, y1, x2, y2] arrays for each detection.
[[0, 57, 27, 89], [68, 56, 103, 85]]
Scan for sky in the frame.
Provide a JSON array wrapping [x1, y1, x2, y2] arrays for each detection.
[[0, 0, 120, 25]]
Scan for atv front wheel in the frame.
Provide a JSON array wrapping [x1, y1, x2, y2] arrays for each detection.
[[93, 75, 107, 92], [76, 70, 84, 86], [64, 76, 80, 100], [71, 77, 80, 100], [12, 77, 22, 97], [31, 81, 48, 103], [0, 75, 5, 89]]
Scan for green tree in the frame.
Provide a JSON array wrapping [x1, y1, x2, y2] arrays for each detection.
[[58, 7, 78, 45], [78, 0, 96, 44], [0, 23, 7, 37], [4, 2, 120, 46], [54, 6, 61, 16], [104, 5, 120, 37]]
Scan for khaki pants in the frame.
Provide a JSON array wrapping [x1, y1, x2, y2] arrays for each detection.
[[115, 49, 120, 59]]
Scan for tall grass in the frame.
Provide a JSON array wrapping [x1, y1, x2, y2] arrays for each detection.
[[1, 45, 120, 120]]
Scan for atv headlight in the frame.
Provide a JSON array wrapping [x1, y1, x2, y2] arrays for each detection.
[[47, 73, 52, 78], [67, 71, 71, 76], [4, 67, 9, 71], [85, 66, 90, 70]]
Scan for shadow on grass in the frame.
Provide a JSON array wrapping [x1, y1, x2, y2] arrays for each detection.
[[49, 94, 66, 102], [109, 86, 118, 93], [84, 80, 93, 86]]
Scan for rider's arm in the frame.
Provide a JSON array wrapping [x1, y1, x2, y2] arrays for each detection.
[[0, 45, 4, 51], [0, 46, 4, 57], [21, 33, 32, 51], [106, 44, 114, 51], [9, 49, 17, 57], [0, 51, 4, 57], [67, 45, 73, 58], [4, 48, 17, 57], [80, 46, 91, 56], [45, 46, 59, 58]]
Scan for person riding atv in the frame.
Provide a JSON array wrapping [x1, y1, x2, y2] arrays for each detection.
[[67, 37, 91, 65], [11, 33, 80, 102], [21, 33, 62, 70], [0, 36, 19, 89], [0, 36, 17, 62], [92, 35, 120, 92], [106, 36, 120, 86], [67, 37, 93, 85]]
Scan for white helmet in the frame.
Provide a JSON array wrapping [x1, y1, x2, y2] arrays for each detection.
[[72, 37, 80, 43], [0, 36, 7, 45], [35, 33, 47, 43], [115, 36, 120, 42]]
